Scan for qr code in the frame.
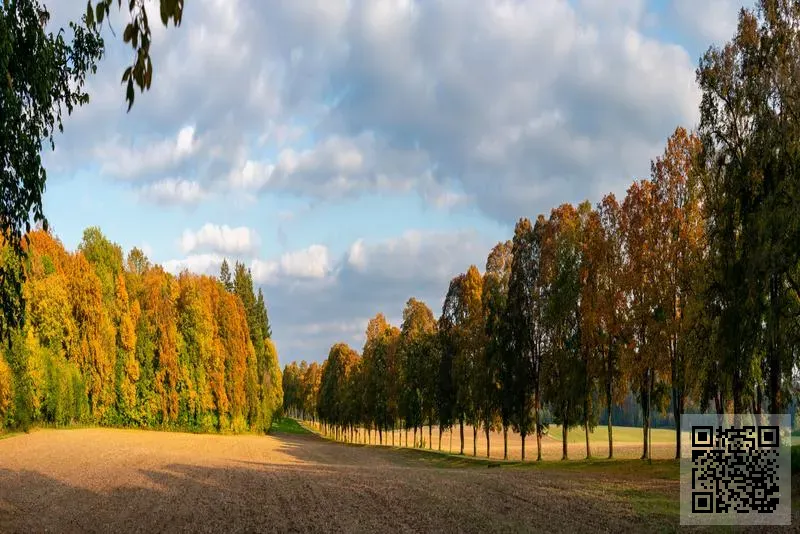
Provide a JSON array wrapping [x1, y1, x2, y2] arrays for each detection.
[[680, 414, 791, 526]]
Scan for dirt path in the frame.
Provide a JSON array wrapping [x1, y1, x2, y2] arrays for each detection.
[[0, 427, 681, 533]]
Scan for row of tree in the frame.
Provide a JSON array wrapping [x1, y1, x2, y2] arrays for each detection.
[[284, 1, 800, 460], [0, 229, 283, 433]]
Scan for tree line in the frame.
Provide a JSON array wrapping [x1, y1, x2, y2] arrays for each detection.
[[0, 228, 283, 433], [283, 0, 800, 461]]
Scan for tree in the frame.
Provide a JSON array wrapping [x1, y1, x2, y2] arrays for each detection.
[[219, 259, 233, 293], [438, 275, 463, 452], [594, 194, 628, 458], [621, 180, 670, 461], [696, 0, 800, 416], [650, 126, 705, 458], [505, 219, 540, 461], [399, 298, 437, 448], [1, 1, 103, 342], [540, 205, 586, 461], [481, 241, 511, 458]]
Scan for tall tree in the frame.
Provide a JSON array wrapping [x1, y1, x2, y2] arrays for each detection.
[[595, 194, 628, 458], [505, 219, 539, 461], [481, 241, 512, 458], [651, 126, 705, 458], [540, 205, 586, 461], [696, 0, 800, 415], [399, 298, 437, 448]]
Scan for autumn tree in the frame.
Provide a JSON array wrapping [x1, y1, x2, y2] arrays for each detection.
[[622, 180, 671, 460], [399, 298, 437, 448], [650, 126, 705, 458], [594, 194, 628, 458], [481, 241, 511, 458]]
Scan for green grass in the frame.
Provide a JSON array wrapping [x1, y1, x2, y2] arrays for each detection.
[[545, 424, 674, 444], [269, 418, 311, 435], [391, 444, 680, 479]]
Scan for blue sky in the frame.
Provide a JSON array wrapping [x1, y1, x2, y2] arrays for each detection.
[[41, 0, 750, 364]]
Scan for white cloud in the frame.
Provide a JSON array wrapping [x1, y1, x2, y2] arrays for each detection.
[[252, 244, 332, 284], [180, 223, 260, 255], [163, 253, 226, 276], [672, 0, 750, 45], [97, 125, 199, 181], [139, 178, 207, 206]]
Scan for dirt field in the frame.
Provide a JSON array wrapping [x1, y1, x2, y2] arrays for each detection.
[[0, 427, 795, 533]]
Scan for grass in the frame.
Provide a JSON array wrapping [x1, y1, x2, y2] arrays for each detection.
[[269, 417, 312, 435], [389, 442, 680, 479], [545, 424, 674, 444]]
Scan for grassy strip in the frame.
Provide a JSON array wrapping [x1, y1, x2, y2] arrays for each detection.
[[268, 418, 312, 435]]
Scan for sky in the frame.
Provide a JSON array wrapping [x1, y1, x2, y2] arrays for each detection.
[[40, 0, 751, 366]]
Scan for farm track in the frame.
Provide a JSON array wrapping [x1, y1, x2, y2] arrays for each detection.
[[0, 428, 794, 533]]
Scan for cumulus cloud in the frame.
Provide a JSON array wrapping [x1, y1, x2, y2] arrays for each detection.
[[252, 244, 332, 284], [138, 178, 207, 206], [49, 0, 708, 223], [97, 125, 199, 181], [672, 0, 750, 46], [180, 224, 260, 255], [162, 253, 226, 277]]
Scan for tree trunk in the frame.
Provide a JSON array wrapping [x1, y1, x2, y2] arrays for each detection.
[[438, 426, 443, 451], [459, 419, 464, 455], [641, 370, 650, 460], [673, 386, 684, 460], [562, 420, 568, 461], [429, 422, 433, 450], [413, 427, 417, 449], [769, 274, 782, 415], [503, 425, 508, 460], [521, 433, 526, 461], [534, 397, 542, 462], [472, 426, 477, 457], [449, 427, 453, 453], [584, 397, 591, 459], [607, 374, 614, 459], [485, 426, 490, 458]]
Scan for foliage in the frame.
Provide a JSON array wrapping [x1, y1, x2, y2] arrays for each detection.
[[0, 228, 281, 435]]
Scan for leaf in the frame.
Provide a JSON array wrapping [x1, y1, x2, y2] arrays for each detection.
[[126, 78, 135, 112], [121, 66, 132, 83], [144, 57, 153, 89], [96, 3, 105, 25], [123, 24, 134, 44], [160, 0, 169, 25], [86, 1, 95, 27]]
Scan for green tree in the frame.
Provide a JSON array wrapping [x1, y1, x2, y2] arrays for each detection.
[[696, 0, 800, 415], [481, 241, 511, 458], [0, 0, 103, 342], [505, 219, 539, 461]]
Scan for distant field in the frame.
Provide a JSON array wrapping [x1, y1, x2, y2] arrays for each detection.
[[305, 421, 678, 460]]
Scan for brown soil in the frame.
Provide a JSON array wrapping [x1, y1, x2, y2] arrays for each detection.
[[0, 427, 683, 533]]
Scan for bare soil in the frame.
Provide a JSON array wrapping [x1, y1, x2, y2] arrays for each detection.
[[0, 426, 791, 533], [0, 427, 678, 533]]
